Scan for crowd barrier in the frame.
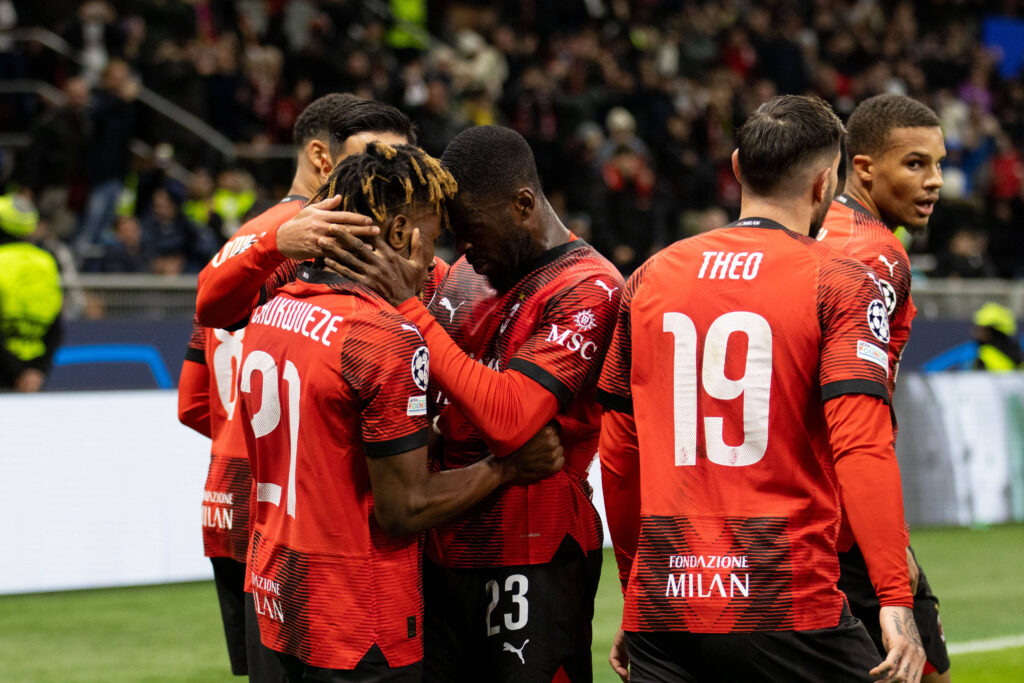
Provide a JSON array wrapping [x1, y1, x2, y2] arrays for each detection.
[[3, 373, 1022, 594]]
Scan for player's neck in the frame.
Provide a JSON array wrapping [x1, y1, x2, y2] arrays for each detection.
[[738, 196, 814, 236], [288, 159, 322, 199], [844, 181, 883, 224], [534, 198, 572, 252]]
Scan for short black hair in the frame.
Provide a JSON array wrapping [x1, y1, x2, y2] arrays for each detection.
[[846, 94, 942, 159], [308, 142, 457, 227], [440, 126, 541, 200], [735, 95, 845, 197], [292, 94, 417, 153]]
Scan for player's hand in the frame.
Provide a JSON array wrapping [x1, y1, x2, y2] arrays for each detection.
[[320, 226, 425, 305], [609, 627, 630, 682], [502, 425, 564, 484], [275, 195, 378, 260], [906, 547, 920, 595], [14, 368, 45, 393], [871, 605, 925, 683]]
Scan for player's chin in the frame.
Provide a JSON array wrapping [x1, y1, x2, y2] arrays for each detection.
[[903, 215, 931, 233]]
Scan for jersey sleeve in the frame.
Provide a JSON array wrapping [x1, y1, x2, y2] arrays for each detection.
[[507, 271, 624, 406], [395, 297, 560, 457], [421, 256, 449, 306], [178, 316, 211, 437], [597, 261, 649, 414], [196, 228, 291, 329], [816, 257, 891, 403], [339, 314, 430, 459], [826, 393, 913, 608]]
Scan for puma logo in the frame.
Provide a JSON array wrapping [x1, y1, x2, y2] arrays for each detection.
[[439, 297, 465, 323], [595, 279, 619, 301], [503, 639, 529, 665], [877, 254, 896, 278]]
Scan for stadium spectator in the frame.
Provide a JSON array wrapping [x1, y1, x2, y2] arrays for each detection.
[[7, 1, 1024, 276], [97, 215, 149, 274], [75, 58, 138, 255], [138, 186, 218, 275], [22, 76, 91, 242], [0, 191, 62, 392], [597, 95, 925, 682], [972, 302, 1024, 372]]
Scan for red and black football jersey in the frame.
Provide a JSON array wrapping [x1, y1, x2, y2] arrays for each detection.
[[598, 218, 895, 633], [239, 266, 430, 669], [424, 239, 623, 567], [819, 194, 916, 398], [183, 321, 253, 562]]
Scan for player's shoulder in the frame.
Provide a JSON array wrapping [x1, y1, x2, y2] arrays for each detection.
[[233, 196, 305, 238], [344, 298, 424, 349]]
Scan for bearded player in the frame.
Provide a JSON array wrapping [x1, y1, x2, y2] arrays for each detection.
[[819, 94, 950, 682], [598, 95, 924, 682]]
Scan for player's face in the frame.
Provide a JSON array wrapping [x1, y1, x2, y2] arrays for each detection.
[[399, 207, 442, 293], [448, 195, 532, 292], [870, 126, 945, 232]]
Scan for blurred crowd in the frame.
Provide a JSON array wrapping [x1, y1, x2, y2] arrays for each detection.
[[2, 0, 1024, 277]]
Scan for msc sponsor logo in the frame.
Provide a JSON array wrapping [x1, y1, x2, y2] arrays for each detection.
[[545, 324, 597, 360]]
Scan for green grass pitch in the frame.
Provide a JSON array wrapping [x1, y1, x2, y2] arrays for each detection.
[[0, 525, 1021, 682]]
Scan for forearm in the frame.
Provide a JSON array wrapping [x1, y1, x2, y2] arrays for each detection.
[[196, 234, 288, 328], [402, 456, 513, 533], [826, 394, 912, 608], [600, 409, 641, 592], [371, 450, 512, 535], [398, 297, 558, 455]]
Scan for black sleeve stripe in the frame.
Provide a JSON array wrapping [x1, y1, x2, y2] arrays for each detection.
[[821, 379, 890, 405], [596, 388, 633, 415], [363, 428, 430, 459], [508, 358, 574, 406], [184, 347, 206, 364]]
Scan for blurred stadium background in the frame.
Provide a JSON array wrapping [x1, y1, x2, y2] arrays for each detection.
[[1, 0, 1024, 680]]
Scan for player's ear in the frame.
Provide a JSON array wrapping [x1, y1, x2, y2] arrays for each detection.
[[512, 188, 535, 222], [385, 214, 412, 251], [731, 149, 742, 184], [306, 139, 333, 181], [812, 166, 831, 204], [851, 153, 873, 185]]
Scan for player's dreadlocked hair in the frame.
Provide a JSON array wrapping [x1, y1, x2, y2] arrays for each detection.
[[846, 94, 941, 160], [308, 142, 457, 227]]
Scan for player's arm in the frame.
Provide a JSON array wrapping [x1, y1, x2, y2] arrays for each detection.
[[321, 227, 623, 454], [344, 315, 562, 535], [195, 196, 378, 328], [177, 318, 211, 437], [819, 260, 924, 683], [596, 265, 643, 592], [368, 426, 564, 535]]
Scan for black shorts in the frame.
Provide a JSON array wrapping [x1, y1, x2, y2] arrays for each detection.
[[272, 645, 423, 683], [625, 605, 881, 683], [423, 541, 602, 682], [838, 544, 950, 675], [210, 557, 248, 676]]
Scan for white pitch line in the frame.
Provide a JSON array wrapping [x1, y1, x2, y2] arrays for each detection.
[[947, 634, 1024, 655]]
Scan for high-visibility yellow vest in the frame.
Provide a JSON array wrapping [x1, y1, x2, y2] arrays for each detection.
[[0, 243, 62, 362]]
